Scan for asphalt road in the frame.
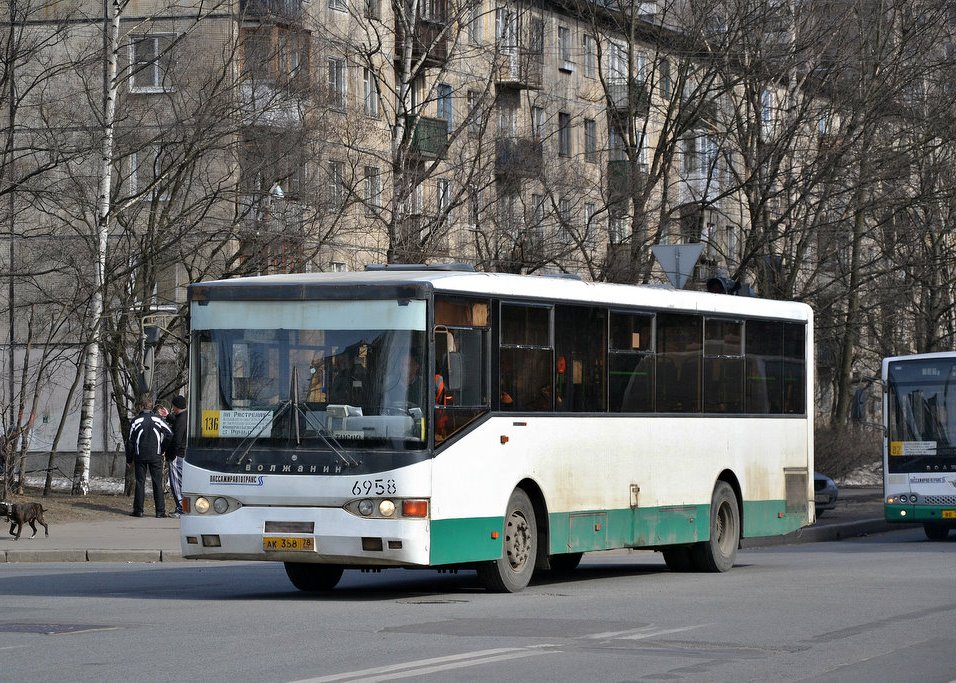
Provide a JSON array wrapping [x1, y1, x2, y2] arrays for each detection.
[[0, 523, 953, 683]]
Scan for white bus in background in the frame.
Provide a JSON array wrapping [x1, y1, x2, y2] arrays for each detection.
[[883, 352, 956, 540], [180, 265, 814, 592]]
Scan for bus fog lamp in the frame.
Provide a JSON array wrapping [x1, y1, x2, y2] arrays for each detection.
[[358, 499, 374, 516], [379, 500, 396, 517], [195, 497, 211, 514], [213, 497, 229, 514]]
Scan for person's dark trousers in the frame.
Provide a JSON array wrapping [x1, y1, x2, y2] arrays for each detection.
[[133, 458, 166, 516]]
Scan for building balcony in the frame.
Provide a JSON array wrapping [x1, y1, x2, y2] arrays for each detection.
[[608, 159, 648, 204], [406, 115, 448, 160], [495, 49, 543, 90], [495, 138, 543, 181], [396, 19, 448, 68], [240, 0, 303, 21], [607, 79, 651, 117]]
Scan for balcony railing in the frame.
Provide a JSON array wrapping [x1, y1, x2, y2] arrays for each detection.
[[495, 49, 543, 90], [406, 115, 448, 159], [396, 19, 448, 67], [607, 79, 651, 117], [607, 159, 648, 203], [240, 0, 303, 20], [495, 138, 543, 180]]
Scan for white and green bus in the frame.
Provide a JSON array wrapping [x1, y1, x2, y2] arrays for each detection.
[[883, 352, 956, 540], [180, 265, 814, 592]]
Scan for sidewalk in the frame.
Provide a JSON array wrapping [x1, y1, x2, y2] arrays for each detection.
[[0, 515, 183, 563], [0, 487, 907, 563]]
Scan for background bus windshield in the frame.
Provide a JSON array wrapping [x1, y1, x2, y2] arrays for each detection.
[[887, 359, 956, 468]]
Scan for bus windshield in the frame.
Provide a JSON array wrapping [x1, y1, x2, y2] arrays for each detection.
[[887, 358, 956, 463], [189, 299, 428, 461]]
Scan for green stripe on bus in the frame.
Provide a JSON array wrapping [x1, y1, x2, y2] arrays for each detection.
[[885, 504, 956, 523], [430, 500, 804, 565]]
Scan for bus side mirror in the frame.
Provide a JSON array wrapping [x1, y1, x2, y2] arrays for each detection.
[[447, 352, 463, 393]]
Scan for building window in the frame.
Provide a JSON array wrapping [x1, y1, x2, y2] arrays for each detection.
[[329, 160, 345, 210], [329, 261, 347, 272], [130, 146, 171, 201], [130, 34, 175, 92], [468, 0, 483, 44], [363, 68, 379, 117], [328, 0, 346, 12], [531, 193, 546, 232], [364, 0, 380, 19], [328, 58, 346, 110], [584, 118, 596, 161], [558, 26, 573, 72], [583, 35, 596, 78], [364, 166, 381, 213], [609, 215, 627, 244], [558, 197, 572, 244], [659, 58, 672, 99], [558, 112, 571, 157], [467, 90, 481, 135], [531, 106, 545, 141], [437, 178, 450, 215], [468, 185, 480, 228], [437, 83, 453, 132]]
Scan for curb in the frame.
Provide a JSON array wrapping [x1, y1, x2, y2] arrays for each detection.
[[1, 549, 184, 563], [742, 518, 919, 548]]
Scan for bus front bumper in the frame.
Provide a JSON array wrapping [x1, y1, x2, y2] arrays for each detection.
[[180, 505, 430, 566], [885, 503, 956, 524]]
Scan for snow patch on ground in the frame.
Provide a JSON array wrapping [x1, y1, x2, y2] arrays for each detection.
[[839, 461, 882, 487], [23, 474, 125, 495]]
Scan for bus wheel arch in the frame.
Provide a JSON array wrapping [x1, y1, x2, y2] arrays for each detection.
[[690, 476, 741, 573], [476, 483, 541, 592]]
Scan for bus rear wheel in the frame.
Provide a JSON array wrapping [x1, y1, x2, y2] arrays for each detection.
[[690, 481, 740, 572], [923, 522, 951, 541], [284, 562, 344, 592], [477, 489, 537, 592]]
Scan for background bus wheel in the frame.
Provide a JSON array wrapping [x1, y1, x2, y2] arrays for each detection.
[[690, 481, 740, 572], [661, 546, 694, 572], [923, 522, 950, 541], [547, 552, 583, 575], [284, 562, 344, 592], [477, 489, 537, 592]]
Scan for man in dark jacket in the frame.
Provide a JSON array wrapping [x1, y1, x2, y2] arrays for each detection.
[[126, 397, 173, 518], [166, 395, 188, 517]]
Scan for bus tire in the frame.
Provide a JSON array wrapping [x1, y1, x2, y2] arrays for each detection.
[[661, 546, 695, 572], [547, 552, 583, 574], [284, 562, 344, 592], [923, 522, 950, 541], [690, 481, 739, 573], [477, 489, 537, 592]]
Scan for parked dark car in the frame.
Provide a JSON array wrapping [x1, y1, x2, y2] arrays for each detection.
[[814, 472, 839, 518]]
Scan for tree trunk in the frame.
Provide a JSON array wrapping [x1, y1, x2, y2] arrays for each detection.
[[73, 0, 121, 495]]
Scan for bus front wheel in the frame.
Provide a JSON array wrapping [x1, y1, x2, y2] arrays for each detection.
[[477, 489, 537, 592], [690, 481, 740, 572], [923, 522, 951, 541], [284, 562, 344, 592]]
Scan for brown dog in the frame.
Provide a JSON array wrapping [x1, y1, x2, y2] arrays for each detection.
[[0, 501, 49, 540]]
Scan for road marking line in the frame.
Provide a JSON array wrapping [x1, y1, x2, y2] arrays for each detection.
[[291, 646, 558, 683], [585, 624, 709, 641]]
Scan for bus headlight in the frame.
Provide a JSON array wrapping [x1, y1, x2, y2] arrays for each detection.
[[379, 500, 396, 517], [213, 497, 229, 514], [195, 497, 211, 514], [358, 499, 374, 516]]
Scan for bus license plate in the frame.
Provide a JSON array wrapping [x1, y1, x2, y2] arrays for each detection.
[[942, 510, 956, 519], [263, 536, 315, 552]]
